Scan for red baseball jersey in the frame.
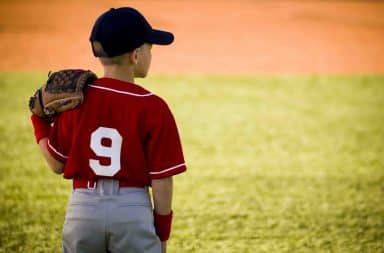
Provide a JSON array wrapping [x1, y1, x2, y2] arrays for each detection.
[[47, 78, 187, 187]]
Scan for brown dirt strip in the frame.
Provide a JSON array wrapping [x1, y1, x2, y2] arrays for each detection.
[[0, 0, 383, 74]]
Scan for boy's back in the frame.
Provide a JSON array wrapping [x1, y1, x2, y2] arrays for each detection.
[[49, 77, 186, 186]]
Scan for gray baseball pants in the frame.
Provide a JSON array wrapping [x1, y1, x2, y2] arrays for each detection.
[[62, 179, 161, 253]]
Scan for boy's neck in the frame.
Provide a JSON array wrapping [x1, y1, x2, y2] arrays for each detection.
[[103, 66, 135, 84]]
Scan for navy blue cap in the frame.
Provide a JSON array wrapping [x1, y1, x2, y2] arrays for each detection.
[[90, 7, 174, 57]]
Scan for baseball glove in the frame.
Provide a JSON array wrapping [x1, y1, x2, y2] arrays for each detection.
[[29, 69, 97, 122]]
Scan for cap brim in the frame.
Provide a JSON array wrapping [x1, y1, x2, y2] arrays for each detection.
[[148, 29, 174, 45]]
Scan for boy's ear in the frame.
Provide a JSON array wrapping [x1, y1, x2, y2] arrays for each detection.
[[129, 48, 139, 65]]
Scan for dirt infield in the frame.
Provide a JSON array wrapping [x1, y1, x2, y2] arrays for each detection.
[[1, 1, 383, 74]]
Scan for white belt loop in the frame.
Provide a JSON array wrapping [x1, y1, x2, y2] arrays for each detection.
[[87, 180, 97, 190]]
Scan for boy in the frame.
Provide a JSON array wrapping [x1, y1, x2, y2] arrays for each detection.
[[30, 7, 186, 253]]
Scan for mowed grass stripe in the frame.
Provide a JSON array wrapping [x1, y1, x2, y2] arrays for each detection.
[[0, 73, 383, 252]]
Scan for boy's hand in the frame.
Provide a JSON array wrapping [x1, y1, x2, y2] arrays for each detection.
[[161, 242, 166, 253], [29, 69, 97, 122]]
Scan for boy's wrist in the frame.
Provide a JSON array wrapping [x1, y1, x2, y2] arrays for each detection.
[[154, 210, 173, 241], [30, 114, 51, 143]]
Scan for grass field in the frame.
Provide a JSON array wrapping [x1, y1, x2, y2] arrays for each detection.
[[0, 73, 383, 253]]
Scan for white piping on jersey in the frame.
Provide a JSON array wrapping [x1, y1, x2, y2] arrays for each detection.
[[150, 163, 186, 175], [47, 140, 69, 160], [89, 84, 153, 97]]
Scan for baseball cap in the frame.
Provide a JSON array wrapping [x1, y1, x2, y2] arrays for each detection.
[[90, 7, 174, 57]]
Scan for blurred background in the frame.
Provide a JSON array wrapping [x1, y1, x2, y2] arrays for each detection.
[[0, 0, 383, 74], [0, 1, 383, 252]]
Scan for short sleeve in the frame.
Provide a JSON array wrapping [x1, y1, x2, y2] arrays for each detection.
[[145, 98, 187, 179], [47, 114, 72, 163]]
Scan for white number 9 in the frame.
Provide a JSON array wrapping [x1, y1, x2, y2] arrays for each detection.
[[89, 127, 122, 176]]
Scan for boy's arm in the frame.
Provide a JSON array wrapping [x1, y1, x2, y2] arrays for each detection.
[[31, 115, 64, 174], [151, 176, 173, 250], [38, 138, 64, 174], [152, 177, 173, 214]]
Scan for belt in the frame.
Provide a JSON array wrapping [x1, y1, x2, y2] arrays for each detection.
[[73, 179, 143, 189]]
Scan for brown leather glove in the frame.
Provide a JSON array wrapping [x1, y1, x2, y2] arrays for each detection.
[[29, 69, 97, 122]]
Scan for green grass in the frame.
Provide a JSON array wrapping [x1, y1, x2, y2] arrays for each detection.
[[0, 73, 383, 252]]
